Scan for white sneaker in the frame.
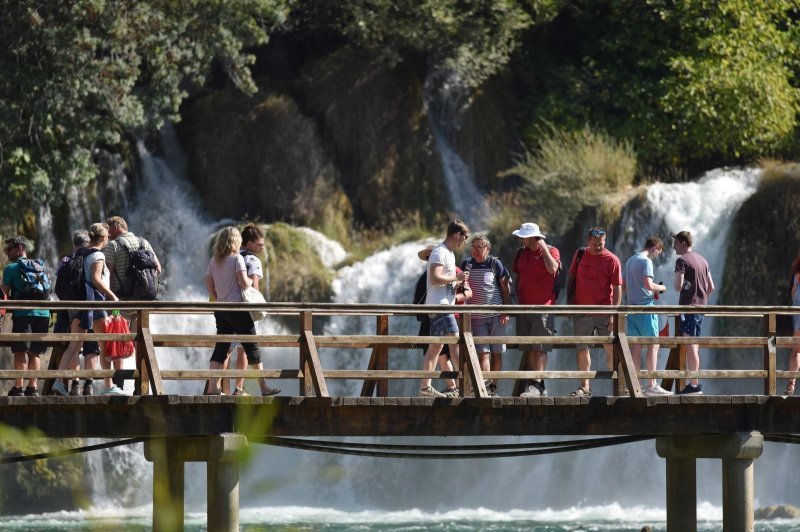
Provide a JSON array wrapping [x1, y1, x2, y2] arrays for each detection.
[[419, 386, 446, 398], [102, 385, 128, 396], [643, 383, 672, 396], [520, 384, 541, 398]]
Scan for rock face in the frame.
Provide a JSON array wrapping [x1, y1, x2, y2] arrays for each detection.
[[178, 42, 521, 234], [179, 91, 352, 240], [718, 165, 800, 335], [755, 504, 800, 519]]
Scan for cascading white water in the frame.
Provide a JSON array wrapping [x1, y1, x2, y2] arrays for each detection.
[[61, 131, 800, 516], [423, 71, 490, 229]]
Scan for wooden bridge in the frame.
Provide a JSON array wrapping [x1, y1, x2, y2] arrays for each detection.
[[0, 301, 798, 532]]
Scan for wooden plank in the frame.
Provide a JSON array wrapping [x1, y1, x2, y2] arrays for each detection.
[[359, 347, 380, 397], [615, 332, 643, 398], [461, 329, 487, 398], [136, 309, 150, 396], [299, 311, 313, 397], [139, 328, 165, 396], [303, 330, 329, 398], [764, 313, 777, 396], [0, 370, 135, 378], [159, 369, 302, 379]]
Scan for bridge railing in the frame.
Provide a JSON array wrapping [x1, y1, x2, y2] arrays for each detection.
[[0, 301, 797, 398]]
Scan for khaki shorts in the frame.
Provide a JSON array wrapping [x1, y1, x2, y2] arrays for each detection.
[[573, 314, 611, 350], [516, 314, 555, 352]]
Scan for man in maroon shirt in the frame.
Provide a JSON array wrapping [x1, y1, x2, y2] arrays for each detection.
[[566, 227, 622, 396], [511, 222, 560, 397], [672, 230, 715, 395]]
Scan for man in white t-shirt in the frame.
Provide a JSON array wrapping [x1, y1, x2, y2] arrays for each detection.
[[419, 220, 470, 398]]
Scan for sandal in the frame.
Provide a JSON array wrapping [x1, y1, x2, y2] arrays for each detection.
[[569, 386, 592, 397], [786, 382, 795, 396], [232, 388, 249, 397], [262, 387, 281, 397]]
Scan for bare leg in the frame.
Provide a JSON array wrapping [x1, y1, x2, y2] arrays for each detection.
[[438, 355, 456, 390], [235, 346, 247, 391], [421, 344, 444, 390], [530, 350, 547, 388], [207, 360, 224, 394], [645, 344, 660, 386], [12, 352, 26, 389], [219, 352, 231, 395], [684, 336, 700, 385], [577, 348, 591, 390], [249, 361, 278, 395], [490, 352, 502, 386], [27, 353, 40, 388], [788, 331, 800, 392]]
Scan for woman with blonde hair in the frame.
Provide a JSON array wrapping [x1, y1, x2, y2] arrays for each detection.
[[205, 226, 279, 396], [53, 223, 123, 396], [785, 251, 800, 395]]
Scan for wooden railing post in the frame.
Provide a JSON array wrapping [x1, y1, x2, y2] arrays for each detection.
[[459, 312, 487, 398], [359, 314, 389, 397], [612, 311, 622, 395], [299, 311, 313, 397], [459, 313, 472, 397], [677, 315, 686, 392], [764, 312, 777, 396], [136, 309, 151, 396]]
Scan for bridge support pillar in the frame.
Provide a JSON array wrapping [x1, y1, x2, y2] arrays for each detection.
[[145, 433, 248, 532], [656, 432, 763, 532]]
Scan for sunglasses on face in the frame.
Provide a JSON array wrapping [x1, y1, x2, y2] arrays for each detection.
[[589, 229, 606, 237]]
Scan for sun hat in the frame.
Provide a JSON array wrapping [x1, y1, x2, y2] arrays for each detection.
[[511, 223, 546, 239], [417, 244, 436, 261]]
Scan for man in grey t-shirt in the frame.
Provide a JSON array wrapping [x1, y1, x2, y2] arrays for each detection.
[[672, 230, 715, 395]]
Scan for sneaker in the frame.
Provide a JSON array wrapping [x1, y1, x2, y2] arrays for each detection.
[[444, 387, 460, 398], [102, 385, 127, 396], [677, 383, 703, 396], [569, 386, 592, 397], [487, 383, 499, 397], [521, 381, 548, 398], [232, 387, 249, 396], [83, 381, 94, 396], [52, 380, 69, 397], [8, 386, 24, 397], [24, 386, 39, 397], [69, 381, 81, 396], [643, 383, 673, 396], [520, 384, 541, 398], [419, 386, 446, 398]]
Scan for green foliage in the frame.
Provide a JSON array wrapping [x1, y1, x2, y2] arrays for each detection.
[[264, 223, 334, 302], [501, 125, 637, 236], [520, 0, 800, 166], [0, 0, 291, 225], [297, 0, 558, 88]]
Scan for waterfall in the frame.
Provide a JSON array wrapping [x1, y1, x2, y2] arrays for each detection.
[[57, 131, 799, 516], [423, 71, 489, 229]]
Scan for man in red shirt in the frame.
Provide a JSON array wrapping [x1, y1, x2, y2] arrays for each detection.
[[511, 223, 560, 397], [566, 227, 622, 396]]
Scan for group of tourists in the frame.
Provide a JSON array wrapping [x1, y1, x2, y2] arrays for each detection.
[[1, 217, 161, 396], [416, 220, 800, 398]]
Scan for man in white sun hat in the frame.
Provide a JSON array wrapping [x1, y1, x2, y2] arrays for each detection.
[[511, 222, 561, 398]]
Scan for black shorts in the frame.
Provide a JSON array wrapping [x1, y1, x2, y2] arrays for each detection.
[[11, 315, 49, 354]]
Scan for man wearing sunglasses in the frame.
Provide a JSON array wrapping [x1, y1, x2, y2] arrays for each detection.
[[567, 227, 622, 396]]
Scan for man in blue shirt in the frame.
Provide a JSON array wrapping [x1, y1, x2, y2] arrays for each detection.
[[622, 236, 669, 396], [1, 236, 50, 396]]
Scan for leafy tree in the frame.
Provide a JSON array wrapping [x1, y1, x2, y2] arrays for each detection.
[[519, 0, 800, 167], [0, 0, 290, 225], [296, 0, 561, 88]]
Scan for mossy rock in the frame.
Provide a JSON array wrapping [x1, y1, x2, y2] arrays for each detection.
[[264, 223, 334, 303]]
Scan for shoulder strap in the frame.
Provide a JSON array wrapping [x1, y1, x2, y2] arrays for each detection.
[[138, 237, 145, 251]]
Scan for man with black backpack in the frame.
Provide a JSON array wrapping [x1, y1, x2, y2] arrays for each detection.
[[104, 216, 161, 389], [1, 236, 51, 396]]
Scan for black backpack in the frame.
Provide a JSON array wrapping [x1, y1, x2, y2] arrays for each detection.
[[413, 271, 428, 322], [54, 248, 91, 301], [14, 258, 52, 300], [115, 237, 159, 300]]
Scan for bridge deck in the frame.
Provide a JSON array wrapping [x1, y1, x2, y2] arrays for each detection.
[[2, 394, 799, 438]]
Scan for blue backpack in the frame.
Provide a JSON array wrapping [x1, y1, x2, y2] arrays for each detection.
[[14, 258, 52, 300]]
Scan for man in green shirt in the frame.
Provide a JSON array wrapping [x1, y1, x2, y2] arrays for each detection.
[[1, 236, 50, 396]]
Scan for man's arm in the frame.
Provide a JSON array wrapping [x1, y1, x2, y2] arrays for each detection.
[[537, 241, 559, 274], [674, 272, 684, 293], [429, 263, 465, 286], [644, 276, 666, 293], [707, 271, 715, 295], [611, 284, 622, 306]]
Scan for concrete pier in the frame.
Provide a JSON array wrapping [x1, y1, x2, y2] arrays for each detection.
[[144, 433, 248, 532], [657, 432, 763, 532]]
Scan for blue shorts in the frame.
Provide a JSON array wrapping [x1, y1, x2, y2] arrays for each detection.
[[430, 314, 459, 336], [472, 315, 506, 354], [680, 314, 704, 337], [628, 312, 659, 337]]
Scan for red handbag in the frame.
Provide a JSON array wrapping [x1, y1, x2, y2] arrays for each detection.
[[105, 313, 135, 359]]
